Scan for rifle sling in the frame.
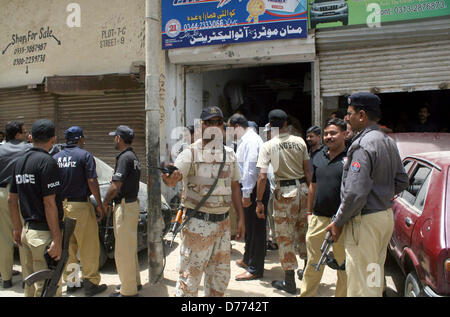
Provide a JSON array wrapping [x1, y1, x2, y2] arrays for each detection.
[[175, 146, 227, 234]]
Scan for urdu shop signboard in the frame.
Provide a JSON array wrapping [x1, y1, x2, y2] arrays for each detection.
[[162, 0, 308, 49]]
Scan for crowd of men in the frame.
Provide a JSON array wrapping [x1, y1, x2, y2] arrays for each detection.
[[0, 120, 141, 297], [0, 91, 408, 297], [162, 91, 408, 297]]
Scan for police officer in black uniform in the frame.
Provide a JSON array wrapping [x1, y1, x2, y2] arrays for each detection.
[[8, 119, 63, 297], [102, 125, 141, 297], [53, 126, 107, 296], [0, 121, 31, 288]]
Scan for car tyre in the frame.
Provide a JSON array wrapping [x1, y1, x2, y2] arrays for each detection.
[[404, 272, 424, 297]]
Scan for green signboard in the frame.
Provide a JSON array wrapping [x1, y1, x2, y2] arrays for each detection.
[[308, 0, 450, 29]]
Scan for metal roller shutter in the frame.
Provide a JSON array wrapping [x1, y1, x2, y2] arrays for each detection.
[[316, 17, 450, 97], [0, 86, 56, 131], [56, 89, 147, 181]]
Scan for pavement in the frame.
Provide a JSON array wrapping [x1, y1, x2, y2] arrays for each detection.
[[0, 235, 405, 298]]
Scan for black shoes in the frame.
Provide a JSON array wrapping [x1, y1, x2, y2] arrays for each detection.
[[109, 292, 139, 297], [297, 259, 307, 281], [266, 241, 279, 251], [296, 269, 304, 281], [2, 280, 12, 289], [0, 271, 20, 289], [116, 284, 143, 291], [272, 270, 297, 295], [84, 279, 107, 297], [67, 280, 84, 293]]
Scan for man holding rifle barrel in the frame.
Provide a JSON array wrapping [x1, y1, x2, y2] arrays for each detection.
[[325, 92, 408, 297], [299, 118, 347, 297]]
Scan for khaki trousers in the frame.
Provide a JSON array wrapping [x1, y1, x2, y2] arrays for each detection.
[[0, 186, 14, 281], [21, 223, 62, 297], [344, 209, 394, 297], [300, 215, 347, 297], [0, 186, 26, 282], [62, 200, 101, 286], [113, 200, 141, 296]]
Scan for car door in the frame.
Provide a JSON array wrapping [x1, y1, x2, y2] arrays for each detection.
[[392, 162, 432, 254], [391, 160, 415, 255]]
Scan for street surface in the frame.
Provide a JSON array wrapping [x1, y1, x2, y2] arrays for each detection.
[[0, 234, 405, 298]]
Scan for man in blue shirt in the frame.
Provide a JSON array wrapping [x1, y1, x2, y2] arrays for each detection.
[[53, 126, 106, 296]]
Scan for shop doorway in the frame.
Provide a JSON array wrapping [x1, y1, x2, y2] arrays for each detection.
[[186, 63, 313, 138], [335, 89, 450, 133]]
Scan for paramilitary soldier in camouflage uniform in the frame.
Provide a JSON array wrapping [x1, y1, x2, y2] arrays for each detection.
[[255, 109, 311, 295], [162, 106, 245, 297]]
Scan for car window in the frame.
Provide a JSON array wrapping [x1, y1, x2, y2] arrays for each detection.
[[413, 170, 432, 213], [400, 164, 432, 211], [95, 157, 114, 184], [403, 160, 414, 175]]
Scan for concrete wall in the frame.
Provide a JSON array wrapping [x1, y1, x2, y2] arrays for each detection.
[[0, 0, 145, 88]]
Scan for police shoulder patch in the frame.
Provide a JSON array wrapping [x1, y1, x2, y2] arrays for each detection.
[[351, 161, 360, 172]]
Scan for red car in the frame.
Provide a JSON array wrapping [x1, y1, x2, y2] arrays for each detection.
[[389, 149, 450, 297]]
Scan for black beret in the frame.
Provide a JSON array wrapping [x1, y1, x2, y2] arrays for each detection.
[[348, 92, 381, 111], [268, 109, 288, 121]]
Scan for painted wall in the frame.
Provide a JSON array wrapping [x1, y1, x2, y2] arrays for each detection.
[[0, 0, 146, 88]]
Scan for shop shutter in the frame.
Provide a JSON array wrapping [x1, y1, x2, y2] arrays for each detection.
[[0, 86, 56, 132], [316, 17, 450, 97], [56, 89, 147, 181]]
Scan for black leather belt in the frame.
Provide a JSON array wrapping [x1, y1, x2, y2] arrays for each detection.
[[361, 209, 383, 216], [27, 222, 63, 231], [0, 183, 8, 188], [186, 209, 229, 223], [279, 177, 306, 187], [114, 198, 137, 204], [66, 197, 88, 202]]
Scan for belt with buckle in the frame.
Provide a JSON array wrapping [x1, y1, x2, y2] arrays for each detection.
[[66, 197, 89, 202], [279, 177, 306, 187], [26, 221, 63, 231], [186, 209, 229, 223], [114, 197, 137, 204]]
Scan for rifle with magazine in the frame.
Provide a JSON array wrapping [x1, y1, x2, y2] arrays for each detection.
[[313, 217, 345, 272]]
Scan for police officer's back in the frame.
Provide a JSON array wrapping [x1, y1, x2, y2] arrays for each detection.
[[53, 126, 107, 296], [8, 119, 63, 297], [102, 125, 141, 297]]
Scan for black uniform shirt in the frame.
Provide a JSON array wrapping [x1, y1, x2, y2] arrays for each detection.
[[112, 147, 140, 201], [0, 140, 32, 186], [311, 147, 347, 217], [53, 144, 97, 199], [10, 147, 64, 224], [308, 144, 324, 171]]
